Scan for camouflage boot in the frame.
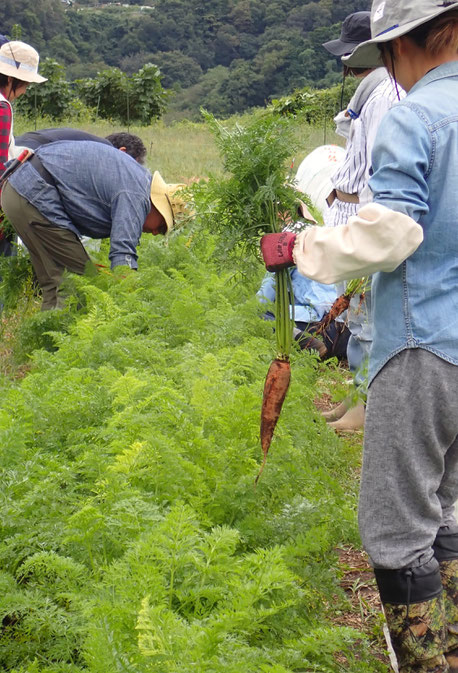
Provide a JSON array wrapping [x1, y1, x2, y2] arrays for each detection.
[[433, 528, 458, 672], [375, 558, 449, 673]]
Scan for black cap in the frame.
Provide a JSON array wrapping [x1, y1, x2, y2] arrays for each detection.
[[322, 12, 371, 57]]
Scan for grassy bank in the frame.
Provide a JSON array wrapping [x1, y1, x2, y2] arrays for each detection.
[[13, 115, 344, 183]]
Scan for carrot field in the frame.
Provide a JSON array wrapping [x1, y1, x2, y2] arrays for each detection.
[[0, 116, 388, 673]]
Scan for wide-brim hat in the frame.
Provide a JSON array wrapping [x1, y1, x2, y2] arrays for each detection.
[[323, 11, 372, 57], [0, 40, 47, 84], [343, 0, 458, 69], [150, 171, 187, 232]]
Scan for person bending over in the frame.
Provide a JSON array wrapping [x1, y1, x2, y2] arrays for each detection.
[[1, 140, 185, 310]]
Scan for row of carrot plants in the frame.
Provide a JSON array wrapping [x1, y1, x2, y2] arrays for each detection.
[[0, 227, 385, 671]]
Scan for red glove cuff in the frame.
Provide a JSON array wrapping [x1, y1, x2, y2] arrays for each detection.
[[260, 232, 297, 272]]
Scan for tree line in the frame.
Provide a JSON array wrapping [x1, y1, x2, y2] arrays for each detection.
[[2, 0, 371, 119]]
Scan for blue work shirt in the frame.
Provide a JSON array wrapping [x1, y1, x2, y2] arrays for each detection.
[[8, 140, 152, 269], [368, 61, 458, 383], [257, 269, 336, 323]]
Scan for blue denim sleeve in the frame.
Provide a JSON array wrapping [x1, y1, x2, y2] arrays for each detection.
[[109, 190, 151, 269], [290, 269, 336, 320], [369, 104, 431, 222], [257, 273, 276, 304]]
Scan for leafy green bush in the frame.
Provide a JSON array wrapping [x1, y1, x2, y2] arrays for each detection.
[[16, 59, 166, 124], [76, 63, 167, 125], [16, 58, 76, 121], [270, 79, 359, 123], [0, 244, 35, 312]]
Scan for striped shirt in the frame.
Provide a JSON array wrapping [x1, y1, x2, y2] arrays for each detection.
[[331, 76, 401, 199]]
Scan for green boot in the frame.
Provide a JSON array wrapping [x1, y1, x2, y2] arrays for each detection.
[[433, 529, 458, 672], [383, 596, 449, 672], [375, 559, 449, 673], [440, 559, 458, 670], [446, 649, 458, 673]]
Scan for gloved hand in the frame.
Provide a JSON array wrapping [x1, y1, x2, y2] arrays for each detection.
[[260, 232, 296, 272]]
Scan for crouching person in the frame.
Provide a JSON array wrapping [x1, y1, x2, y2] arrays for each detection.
[[0, 140, 185, 310], [260, 1, 458, 669]]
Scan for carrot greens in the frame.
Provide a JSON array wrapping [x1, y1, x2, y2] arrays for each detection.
[[192, 112, 311, 477]]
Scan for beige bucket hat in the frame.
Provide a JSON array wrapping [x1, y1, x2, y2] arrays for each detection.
[[150, 171, 187, 232], [0, 41, 47, 84], [343, 0, 458, 69]]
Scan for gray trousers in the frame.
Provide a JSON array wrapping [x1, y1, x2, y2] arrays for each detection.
[[1, 181, 92, 310], [359, 348, 458, 569]]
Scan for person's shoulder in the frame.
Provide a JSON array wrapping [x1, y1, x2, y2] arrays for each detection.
[[373, 100, 431, 151], [379, 100, 425, 125], [368, 77, 402, 105]]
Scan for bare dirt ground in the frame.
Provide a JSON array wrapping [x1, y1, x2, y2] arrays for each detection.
[[335, 547, 391, 667]]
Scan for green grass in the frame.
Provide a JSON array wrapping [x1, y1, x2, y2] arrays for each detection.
[[13, 115, 344, 183]]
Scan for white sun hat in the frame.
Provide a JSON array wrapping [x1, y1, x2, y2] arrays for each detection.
[[0, 41, 47, 84], [343, 0, 458, 69]]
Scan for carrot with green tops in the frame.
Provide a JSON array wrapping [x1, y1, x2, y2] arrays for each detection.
[[255, 266, 294, 483], [256, 357, 291, 484], [192, 113, 302, 481]]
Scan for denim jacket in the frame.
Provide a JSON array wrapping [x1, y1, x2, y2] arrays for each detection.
[[8, 140, 152, 269], [367, 61, 458, 382]]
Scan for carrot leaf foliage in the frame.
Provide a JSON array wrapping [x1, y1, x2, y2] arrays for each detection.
[[0, 232, 384, 672]]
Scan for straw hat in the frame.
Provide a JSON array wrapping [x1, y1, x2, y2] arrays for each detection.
[[343, 0, 458, 69], [0, 41, 47, 84], [150, 171, 187, 232]]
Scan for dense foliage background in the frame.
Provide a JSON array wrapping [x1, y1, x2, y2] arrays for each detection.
[[1, 0, 370, 118]]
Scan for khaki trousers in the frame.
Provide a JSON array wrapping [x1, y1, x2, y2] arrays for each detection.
[[1, 181, 93, 310]]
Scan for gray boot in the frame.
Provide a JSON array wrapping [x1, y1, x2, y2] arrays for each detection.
[[321, 399, 350, 422], [327, 399, 365, 432]]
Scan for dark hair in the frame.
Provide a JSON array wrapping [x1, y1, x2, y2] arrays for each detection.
[[377, 42, 402, 100], [105, 132, 147, 164], [0, 74, 29, 98], [343, 65, 372, 77]]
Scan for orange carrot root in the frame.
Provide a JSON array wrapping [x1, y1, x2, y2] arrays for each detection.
[[315, 294, 351, 334], [256, 358, 291, 484]]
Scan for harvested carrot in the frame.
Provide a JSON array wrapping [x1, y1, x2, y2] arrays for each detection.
[[316, 293, 351, 333], [256, 358, 291, 484], [315, 281, 369, 336]]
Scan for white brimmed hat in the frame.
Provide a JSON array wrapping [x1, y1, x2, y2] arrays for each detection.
[[343, 0, 458, 69], [0, 41, 47, 84], [150, 171, 187, 232]]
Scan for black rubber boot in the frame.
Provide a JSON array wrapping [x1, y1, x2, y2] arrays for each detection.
[[375, 558, 449, 673]]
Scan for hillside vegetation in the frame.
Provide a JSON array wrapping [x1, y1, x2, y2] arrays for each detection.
[[1, 0, 370, 117]]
